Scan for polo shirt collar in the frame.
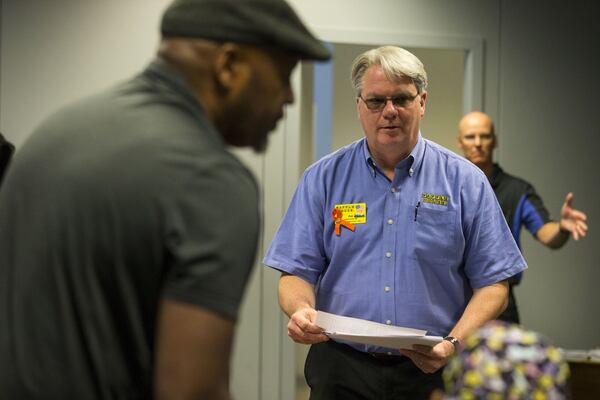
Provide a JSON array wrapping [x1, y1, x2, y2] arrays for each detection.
[[362, 133, 425, 178], [142, 58, 225, 147], [407, 133, 425, 177], [145, 58, 199, 107], [488, 163, 504, 188]]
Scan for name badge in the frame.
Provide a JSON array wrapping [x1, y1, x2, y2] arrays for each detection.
[[332, 203, 366, 236], [333, 203, 367, 224]]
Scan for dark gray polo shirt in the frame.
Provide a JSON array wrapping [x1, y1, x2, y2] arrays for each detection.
[[0, 59, 259, 399]]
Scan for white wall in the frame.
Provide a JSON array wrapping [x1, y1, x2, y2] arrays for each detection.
[[0, 1, 171, 146]]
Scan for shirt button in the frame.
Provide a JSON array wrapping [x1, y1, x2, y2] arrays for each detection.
[[384, 286, 391, 292], [387, 219, 393, 225], [390, 187, 396, 193], [386, 320, 392, 325], [385, 251, 392, 258], [409, 168, 414, 176]]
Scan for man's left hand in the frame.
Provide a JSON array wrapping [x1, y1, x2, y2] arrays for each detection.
[[560, 192, 588, 240], [400, 340, 455, 373]]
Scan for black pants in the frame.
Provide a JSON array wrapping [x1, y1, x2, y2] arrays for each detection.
[[304, 340, 443, 400], [497, 283, 520, 323]]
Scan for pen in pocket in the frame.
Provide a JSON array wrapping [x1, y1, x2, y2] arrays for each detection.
[[414, 201, 420, 221]]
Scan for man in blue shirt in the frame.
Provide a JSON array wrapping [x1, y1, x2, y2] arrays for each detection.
[[457, 111, 588, 323], [264, 46, 527, 399]]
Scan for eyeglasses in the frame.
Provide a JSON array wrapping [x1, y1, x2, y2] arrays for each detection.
[[358, 92, 420, 111], [461, 133, 494, 142]]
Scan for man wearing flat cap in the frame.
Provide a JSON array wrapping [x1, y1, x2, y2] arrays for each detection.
[[0, 0, 329, 399]]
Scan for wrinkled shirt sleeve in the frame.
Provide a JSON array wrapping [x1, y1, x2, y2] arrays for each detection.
[[263, 168, 327, 284]]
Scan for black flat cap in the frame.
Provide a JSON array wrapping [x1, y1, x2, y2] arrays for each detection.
[[161, 0, 331, 61]]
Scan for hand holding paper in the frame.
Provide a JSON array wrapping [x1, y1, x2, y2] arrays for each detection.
[[287, 307, 329, 344], [315, 311, 443, 350]]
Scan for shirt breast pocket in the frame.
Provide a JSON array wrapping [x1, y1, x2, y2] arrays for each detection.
[[410, 207, 459, 264]]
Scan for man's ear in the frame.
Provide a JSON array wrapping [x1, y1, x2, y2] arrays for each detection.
[[213, 43, 246, 90], [419, 91, 427, 117]]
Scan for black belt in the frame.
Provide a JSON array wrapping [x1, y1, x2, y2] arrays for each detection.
[[369, 352, 405, 362], [326, 340, 406, 362]]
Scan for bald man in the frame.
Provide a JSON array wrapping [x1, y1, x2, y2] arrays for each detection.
[[457, 111, 588, 323]]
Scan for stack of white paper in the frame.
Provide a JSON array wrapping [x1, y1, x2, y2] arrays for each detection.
[[563, 348, 600, 363], [315, 311, 443, 350]]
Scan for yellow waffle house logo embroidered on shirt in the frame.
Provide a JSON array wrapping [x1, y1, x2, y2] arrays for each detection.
[[421, 193, 449, 206], [333, 203, 367, 224]]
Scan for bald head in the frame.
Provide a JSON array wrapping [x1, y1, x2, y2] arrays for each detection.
[[458, 111, 495, 136], [457, 111, 496, 175]]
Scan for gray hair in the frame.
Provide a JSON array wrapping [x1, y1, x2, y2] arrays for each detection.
[[350, 46, 428, 96]]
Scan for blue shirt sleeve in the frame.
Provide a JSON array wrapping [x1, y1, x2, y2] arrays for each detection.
[[263, 168, 327, 284], [520, 184, 552, 236], [462, 176, 527, 289]]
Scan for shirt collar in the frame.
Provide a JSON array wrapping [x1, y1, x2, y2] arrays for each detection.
[[362, 138, 377, 177], [362, 133, 425, 178], [142, 58, 224, 147], [488, 163, 504, 188], [144, 58, 198, 105], [407, 133, 425, 177]]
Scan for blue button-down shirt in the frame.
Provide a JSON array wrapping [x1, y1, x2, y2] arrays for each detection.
[[264, 136, 526, 353]]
